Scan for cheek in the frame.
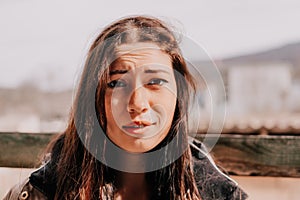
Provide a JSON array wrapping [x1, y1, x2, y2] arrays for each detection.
[[111, 96, 121, 108], [105, 92, 127, 127], [166, 92, 177, 124], [166, 96, 177, 121], [162, 89, 177, 110], [154, 91, 177, 121], [105, 93, 115, 123], [106, 89, 128, 109]]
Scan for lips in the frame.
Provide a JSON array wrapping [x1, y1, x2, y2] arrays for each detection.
[[122, 121, 156, 134]]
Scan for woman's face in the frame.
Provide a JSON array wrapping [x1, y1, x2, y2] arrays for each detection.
[[104, 43, 177, 153]]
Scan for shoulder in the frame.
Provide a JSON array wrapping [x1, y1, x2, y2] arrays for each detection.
[[189, 137, 248, 200], [2, 178, 47, 200], [3, 162, 56, 200]]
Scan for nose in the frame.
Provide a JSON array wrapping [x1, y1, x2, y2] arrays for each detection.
[[127, 87, 149, 114]]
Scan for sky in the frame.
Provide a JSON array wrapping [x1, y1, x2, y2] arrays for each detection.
[[1, 0, 300, 90]]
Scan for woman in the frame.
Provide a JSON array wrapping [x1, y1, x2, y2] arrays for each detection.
[[4, 16, 247, 200]]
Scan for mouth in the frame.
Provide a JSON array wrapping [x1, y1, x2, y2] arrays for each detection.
[[122, 121, 156, 135]]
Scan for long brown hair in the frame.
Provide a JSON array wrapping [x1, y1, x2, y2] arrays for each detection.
[[47, 16, 201, 199]]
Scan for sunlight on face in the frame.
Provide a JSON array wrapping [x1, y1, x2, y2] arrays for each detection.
[[105, 43, 177, 153]]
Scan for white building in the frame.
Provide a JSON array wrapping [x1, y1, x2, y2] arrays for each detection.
[[227, 62, 293, 116]]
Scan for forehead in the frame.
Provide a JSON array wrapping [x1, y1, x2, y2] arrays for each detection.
[[111, 43, 172, 70]]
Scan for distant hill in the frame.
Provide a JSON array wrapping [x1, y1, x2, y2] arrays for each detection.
[[207, 41, 300, 81], [219, 41, 300, 67]]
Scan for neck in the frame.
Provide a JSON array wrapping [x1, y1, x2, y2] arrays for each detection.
[[115, 171, 151, 200], [116, 171, 147, 189]]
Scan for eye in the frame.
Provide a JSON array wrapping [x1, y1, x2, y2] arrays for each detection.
[[107, 80, 127, 88], [147, 78, 168, 86]]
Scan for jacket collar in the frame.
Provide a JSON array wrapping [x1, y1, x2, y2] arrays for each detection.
[[190, 138, 247, 199], [29, 138, 247, 199], [29, 160, 57, 200]]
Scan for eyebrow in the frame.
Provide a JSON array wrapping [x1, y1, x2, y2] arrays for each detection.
[[144, 69, 171, 74], [109, 68, 171, 75], [109, 69, 128, 75]]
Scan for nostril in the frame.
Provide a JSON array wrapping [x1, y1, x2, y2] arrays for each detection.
[[127, 88, 149, 113], [127, 104, 149, 114]]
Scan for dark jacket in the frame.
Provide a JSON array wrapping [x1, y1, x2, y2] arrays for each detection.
[[3, 139, 248, 200]]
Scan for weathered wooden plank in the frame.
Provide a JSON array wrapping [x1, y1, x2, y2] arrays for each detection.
[[1, 132, 300, 177], [0, 132, 54, 168], [195, 134, 300, 177]]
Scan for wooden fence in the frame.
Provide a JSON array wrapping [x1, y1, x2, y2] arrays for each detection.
[[0, 132, 299, 177]]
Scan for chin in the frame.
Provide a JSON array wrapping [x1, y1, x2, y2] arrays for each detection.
[[132, 144, 154, 153], [125, 138, 158, 153]]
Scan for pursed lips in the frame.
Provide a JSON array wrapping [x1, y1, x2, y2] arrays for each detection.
[[122, 121, 156, 129]]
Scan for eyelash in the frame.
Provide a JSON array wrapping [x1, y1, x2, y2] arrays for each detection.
[[147, 78, 168, 86], [107, 78, 168, 88], [107, 80, 127, 88]]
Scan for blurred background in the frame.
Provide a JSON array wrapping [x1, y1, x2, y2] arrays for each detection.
[[1, 0, 300, 199]]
